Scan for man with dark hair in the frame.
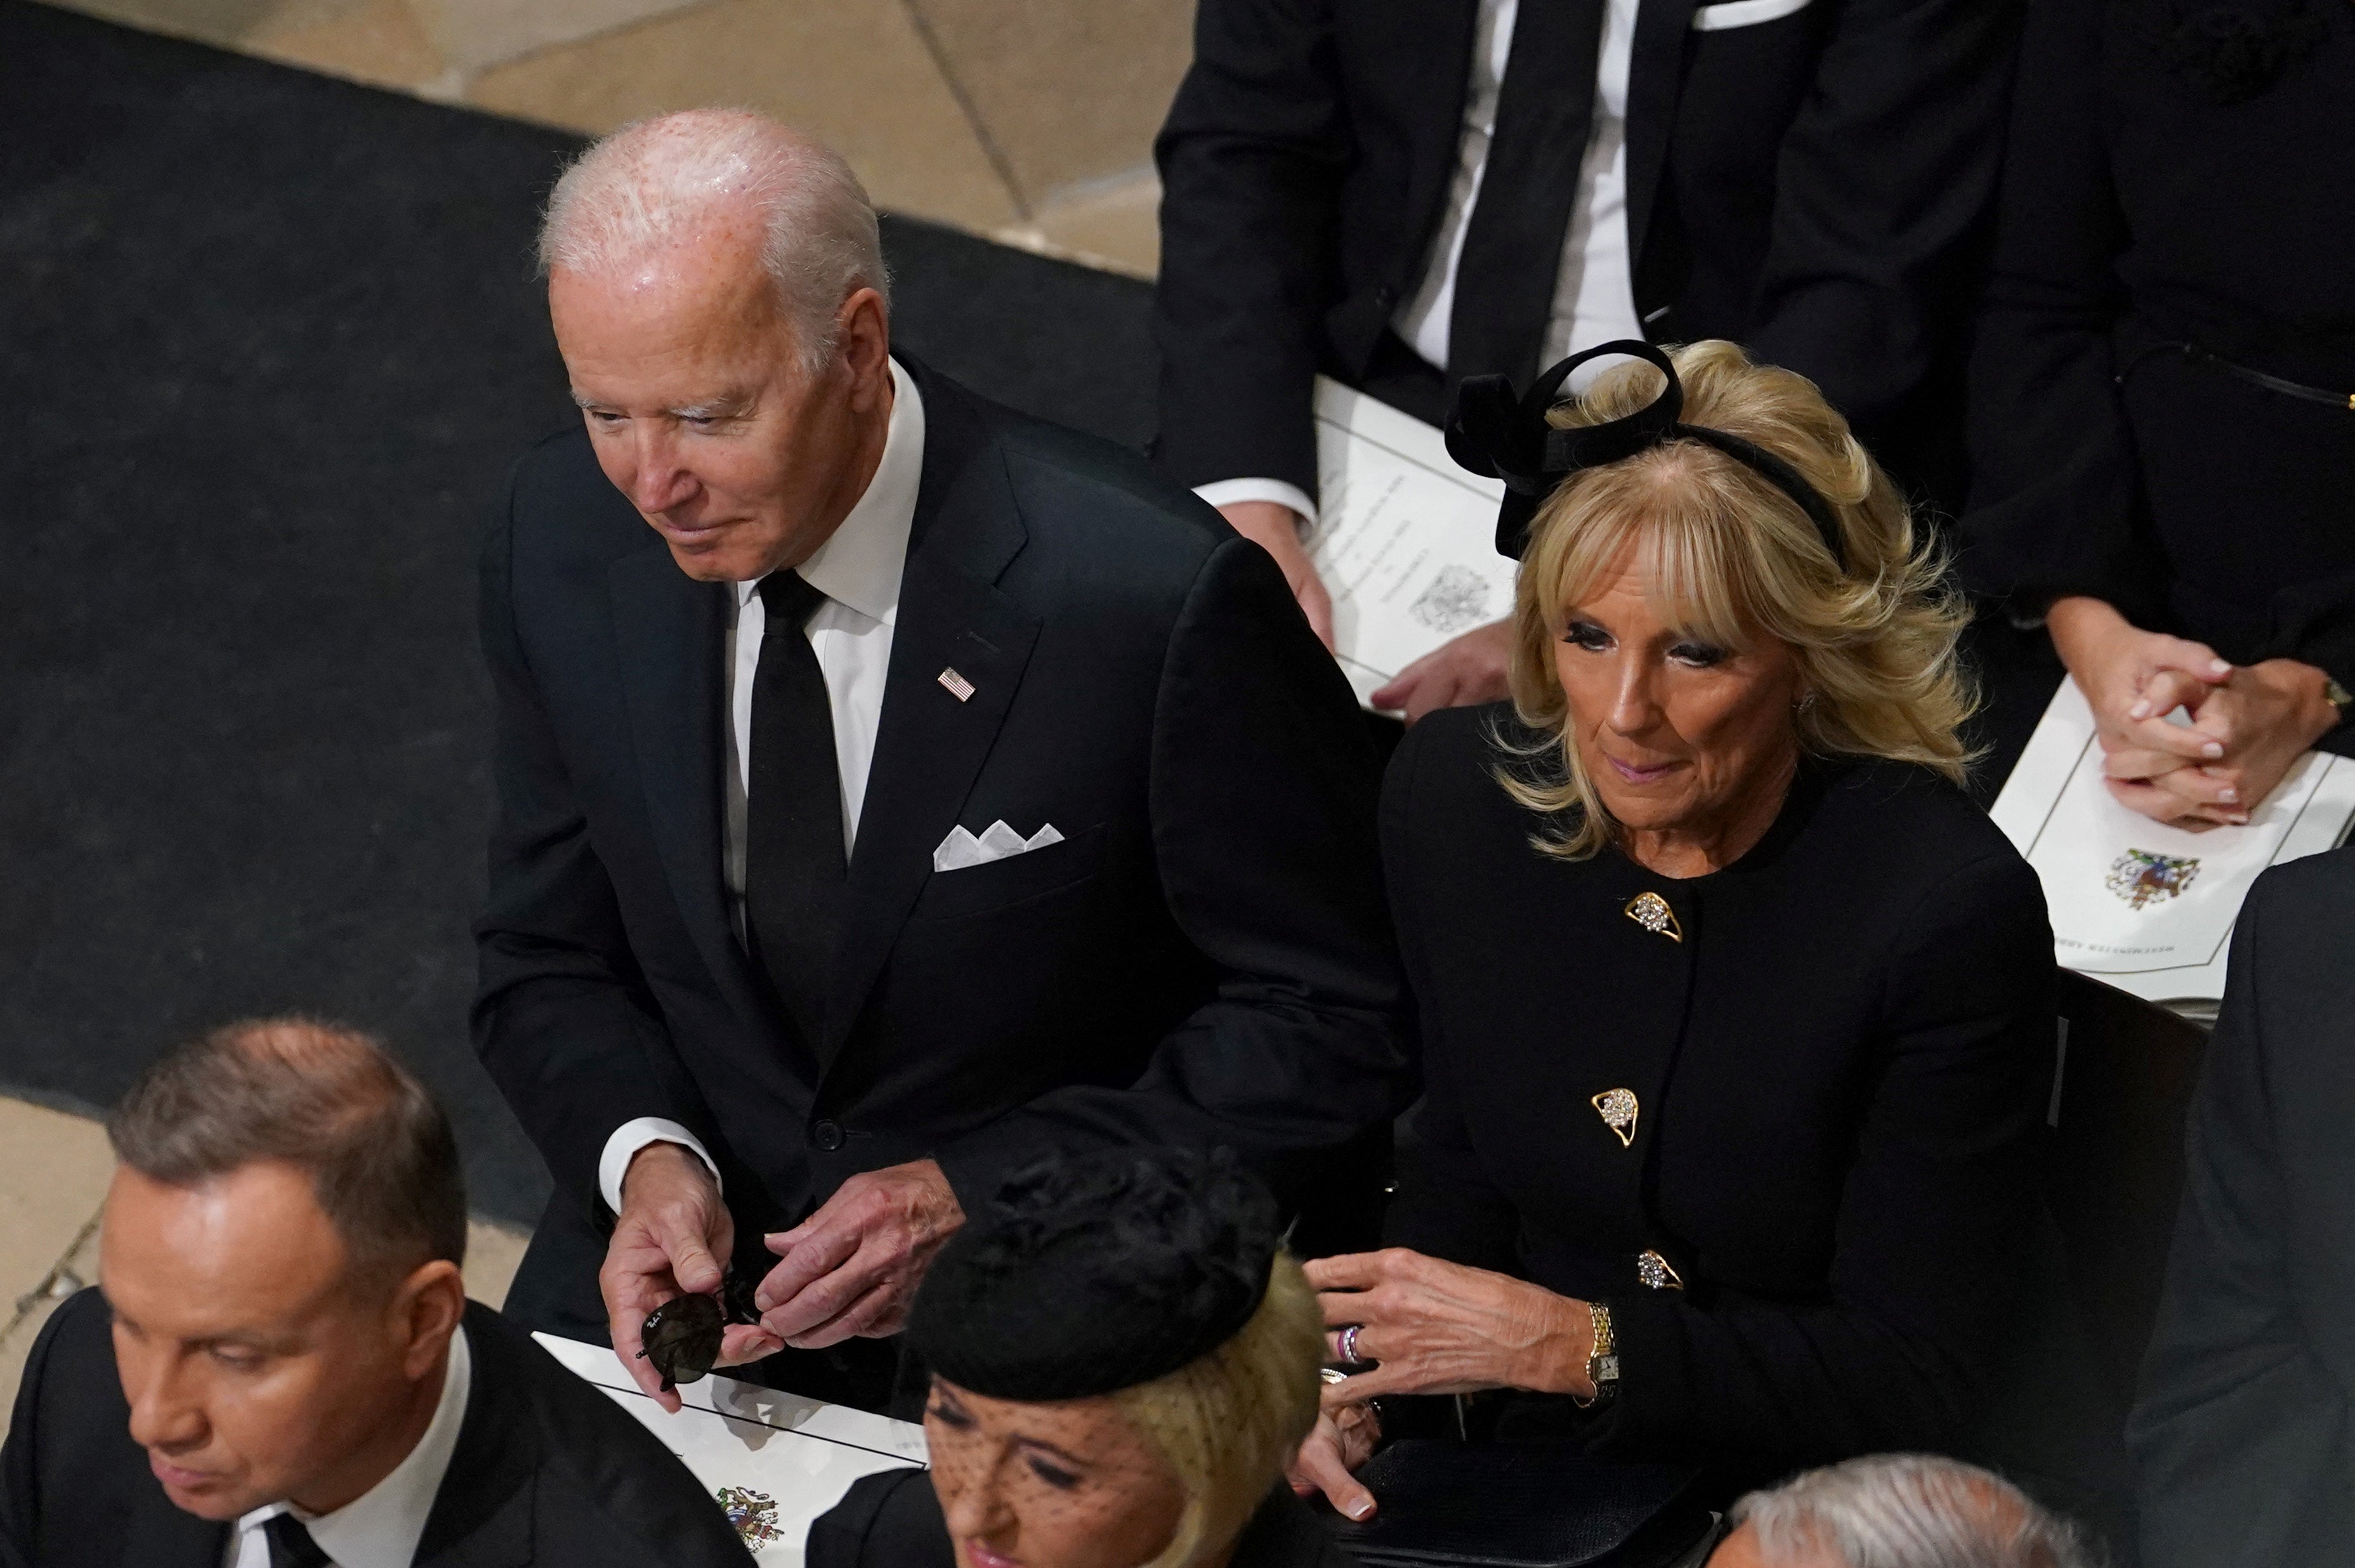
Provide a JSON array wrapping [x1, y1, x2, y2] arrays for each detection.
[[0, 1019, 754, 1568]]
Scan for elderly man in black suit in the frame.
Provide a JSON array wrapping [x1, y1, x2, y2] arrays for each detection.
[[474, 110, 1401, 1415], [1153, 0, 2019, 719], [0, 1019, 753, 1568], [2130, 847, 2355, 1565]]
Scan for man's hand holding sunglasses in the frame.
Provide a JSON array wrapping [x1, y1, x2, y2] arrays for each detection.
[[602, 1141, 783, 1412]]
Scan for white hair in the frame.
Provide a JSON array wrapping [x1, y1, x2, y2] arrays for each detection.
[[537, 108, 889, 370], [1730, 1456, 2094, 1568]]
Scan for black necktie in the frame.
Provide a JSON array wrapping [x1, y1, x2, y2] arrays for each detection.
[[1446, 0, 1609, 384], [745, 571, 847, 1051], [264, 1514, 331, 1568]]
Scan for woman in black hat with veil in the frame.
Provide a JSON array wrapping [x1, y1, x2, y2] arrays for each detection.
[[805, 1146, 1358, 1568]]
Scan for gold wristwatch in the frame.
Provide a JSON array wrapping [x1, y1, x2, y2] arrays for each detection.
[[2325, 676, 2352, 719], [1577, 1302, 1620, 1408]]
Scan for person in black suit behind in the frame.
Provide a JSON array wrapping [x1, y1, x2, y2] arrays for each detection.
[[1153, 0, 2020, 720], [0, 1019, 752, 1568], [1957, 0, 2355, 807], [2129, 848, 2355, 1566], [1292, 343, 2055, 1515], [476, 110, 1401, 1416]]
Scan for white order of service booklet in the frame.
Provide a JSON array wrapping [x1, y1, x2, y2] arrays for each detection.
[[1989, 677, 2355, 1005], [1306, 376, 1516, 710], [536, 1332, 926, 1565]]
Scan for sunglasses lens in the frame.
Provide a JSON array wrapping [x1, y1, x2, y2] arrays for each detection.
[[642, 1292, 725, 1388]]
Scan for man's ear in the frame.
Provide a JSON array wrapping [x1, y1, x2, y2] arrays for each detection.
[[390, 1258, 468, 1380], [835, 287, 892, 407]]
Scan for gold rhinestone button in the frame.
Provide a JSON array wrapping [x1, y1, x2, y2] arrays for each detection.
[[1637, 1250, 1685, 1291], [1591, 1088, 1639, 1148], [1624, 891, 1682, 941]]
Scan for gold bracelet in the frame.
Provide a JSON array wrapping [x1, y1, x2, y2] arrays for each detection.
[[1575, 1302, 1620, 1407]]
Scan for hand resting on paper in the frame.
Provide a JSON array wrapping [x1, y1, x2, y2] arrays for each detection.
[[2047, 596, 2339, 828], [1369, 618, 1513, 722], [1286, 1248, 1599, 1519], [1219, 500, 1335, 651]]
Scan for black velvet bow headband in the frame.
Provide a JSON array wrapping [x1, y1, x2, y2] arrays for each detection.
[[1445, 339, 1848, 567]]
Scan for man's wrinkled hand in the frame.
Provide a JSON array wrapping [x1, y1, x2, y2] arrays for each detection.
[[1369, 619, 1513, 723], [754, 1158, 966, 1349], [603, 1142, 768, 1413], [1220, 500, 1335, 652]]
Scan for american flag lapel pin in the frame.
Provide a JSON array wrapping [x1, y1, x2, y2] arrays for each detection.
[[937, 667, 976, 702]]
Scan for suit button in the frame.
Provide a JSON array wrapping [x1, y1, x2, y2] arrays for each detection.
[[1375, 284, 1399, 308], [811, 1120, 844, 1153]]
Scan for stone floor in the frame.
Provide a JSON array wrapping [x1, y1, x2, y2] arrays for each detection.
[[38, 0, 1188, 277], [0, 1095, 530, 1437]]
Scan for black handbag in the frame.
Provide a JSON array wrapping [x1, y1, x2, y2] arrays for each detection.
[[1328, 1441, 1714, 1567]]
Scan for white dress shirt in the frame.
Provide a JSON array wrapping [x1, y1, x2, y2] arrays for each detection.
[[224, 1330, 471, 1568], [1198, 0, 1645, 530], [597, 358, 927, 1213]]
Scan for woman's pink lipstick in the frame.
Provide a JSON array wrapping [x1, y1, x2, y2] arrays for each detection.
[[1604, 754, 1681, 785]]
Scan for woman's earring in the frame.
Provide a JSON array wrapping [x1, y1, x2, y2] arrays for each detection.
[[1795, 689, 1818, 713]]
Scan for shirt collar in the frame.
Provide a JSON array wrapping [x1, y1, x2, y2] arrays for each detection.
[[733, 355, 924, 625], [232, 1325, 473, 1568]]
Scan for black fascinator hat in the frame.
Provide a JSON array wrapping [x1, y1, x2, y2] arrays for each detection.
[[1446, 339, 1847, 567], [905, 1146, 1281, 1402]]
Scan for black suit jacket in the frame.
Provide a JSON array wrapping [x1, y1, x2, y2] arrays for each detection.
[[474, 357, 1403, 1313], [1151, 0, 2021, 506], [0, 1291, 754, 1567], [1379, 709, 2054, 1491], [1959, 0, 2355, 696], [2129, 849, 2355, 1566], [807, 1468, 1358, 1568]]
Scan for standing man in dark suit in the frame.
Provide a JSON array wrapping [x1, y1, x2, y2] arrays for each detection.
[[475, 110, 1401, 1414], [2130, 847, 2355, 1567], [1153, 0, 2020, 719], [0, 1019, 754, 1568]]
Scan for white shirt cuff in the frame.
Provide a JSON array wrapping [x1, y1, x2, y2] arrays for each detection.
[[1193, 478, 1318, 533], [598, 1118, 723, 1213]]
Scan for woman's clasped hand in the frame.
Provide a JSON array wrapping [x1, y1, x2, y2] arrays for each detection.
[[1286, 1248, 1599, 1519], [2047, 596, 2342, 827]]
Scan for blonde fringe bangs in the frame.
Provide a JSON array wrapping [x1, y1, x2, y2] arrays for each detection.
[[1498, 341, 1979, 860], [1113, 1252, 1325, 1568]]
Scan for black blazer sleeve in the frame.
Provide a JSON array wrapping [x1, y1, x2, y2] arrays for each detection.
[[805, 1469, 955, 1568], [471, 477, 699, 1210], [1151, 0, 1348, 499], [2128, 861, 2355, 1567], [1379, 721, 1518, 1274], [932, 535, 1405, 1209], [1745, 0, 2022, 431], [1958, 0, 2158, 621], [1597, 849, 2054, 1463]]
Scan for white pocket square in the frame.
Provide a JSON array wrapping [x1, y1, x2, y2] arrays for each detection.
[[932, 820, 1066, 873], [1691, 0, 1812, 29]]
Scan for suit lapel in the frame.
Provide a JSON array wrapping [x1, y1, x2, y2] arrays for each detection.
[[414, 1310, 535, 1568], [1624, 0, 1704, 289], [607, 547, 782, 1044], [822, 370, 1040, 1068], [119, 1490, 228, 1568]]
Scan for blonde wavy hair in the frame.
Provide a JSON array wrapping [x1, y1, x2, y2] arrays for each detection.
[[1500, 340, 1976, 858], [1113, 1251, 1325, 1568]]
